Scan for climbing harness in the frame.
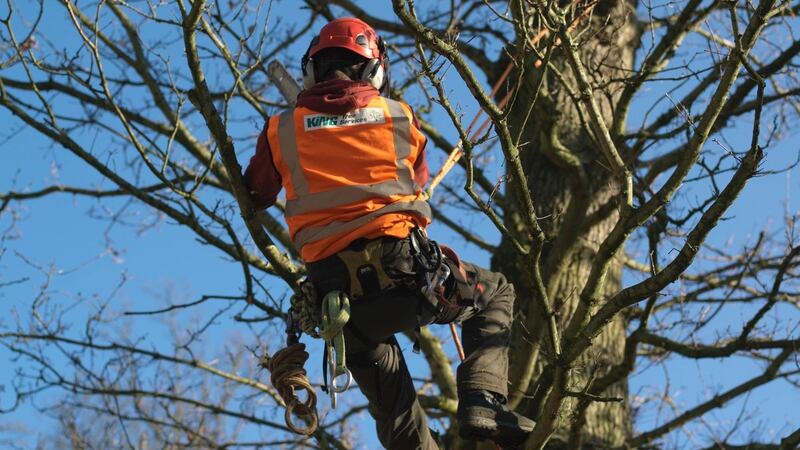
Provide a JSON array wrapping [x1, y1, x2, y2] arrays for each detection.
[[263, 234, 479, 436], [337, 239, 398, 298]]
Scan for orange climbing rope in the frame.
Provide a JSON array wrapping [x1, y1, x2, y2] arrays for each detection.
[[450, 323, 466, 361]]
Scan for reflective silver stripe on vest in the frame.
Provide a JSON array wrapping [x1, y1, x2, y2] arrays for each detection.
[[293, 200, 432, 249], [278, 110, 309, 196], [385, 98, 418, 192], [285, 179, 414, 216], [281, 98, 420, 218]]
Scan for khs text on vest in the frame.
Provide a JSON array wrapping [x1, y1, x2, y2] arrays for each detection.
[[303, 108, 386, 131]]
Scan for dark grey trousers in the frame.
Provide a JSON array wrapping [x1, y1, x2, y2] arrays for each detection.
[[334, 261, 515, 450]]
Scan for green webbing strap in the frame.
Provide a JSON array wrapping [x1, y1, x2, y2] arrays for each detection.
[[319, 291, 350, 379]]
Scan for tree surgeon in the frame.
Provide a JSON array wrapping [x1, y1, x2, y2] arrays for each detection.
[[245, 18, 535, 449]]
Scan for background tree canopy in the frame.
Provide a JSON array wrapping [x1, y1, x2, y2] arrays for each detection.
[[1, 1, 799, 449]]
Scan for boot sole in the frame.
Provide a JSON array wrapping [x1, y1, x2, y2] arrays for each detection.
[[459, 416, 500, 437], [459, 414, 535, 431], [458, 416, 533, 442]]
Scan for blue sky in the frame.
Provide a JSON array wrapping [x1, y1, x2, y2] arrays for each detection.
[[1, 1, 799, 449]]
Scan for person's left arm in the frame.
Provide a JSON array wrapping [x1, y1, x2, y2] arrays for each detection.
[[244, 123, 283, 210]]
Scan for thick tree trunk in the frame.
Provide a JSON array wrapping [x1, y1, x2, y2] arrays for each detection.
[[493, 1, 639, 447]]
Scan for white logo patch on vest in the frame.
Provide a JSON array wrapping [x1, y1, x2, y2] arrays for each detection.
[[303, 108, 386, 131]]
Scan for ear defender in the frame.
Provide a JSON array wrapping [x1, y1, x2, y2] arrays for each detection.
[[360, 58, 385, 90], [301, 37, 319, 89], [302, 57, 316, 89], [360, 36, 388, 91]]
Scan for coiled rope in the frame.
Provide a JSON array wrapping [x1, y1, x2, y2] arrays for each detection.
[[262, 343, 318, 436]]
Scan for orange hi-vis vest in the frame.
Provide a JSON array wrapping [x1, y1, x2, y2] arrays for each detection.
[[268, 96, 432, 262]]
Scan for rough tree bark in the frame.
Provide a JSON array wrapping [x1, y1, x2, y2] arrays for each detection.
[[495, 1, 639, 447]]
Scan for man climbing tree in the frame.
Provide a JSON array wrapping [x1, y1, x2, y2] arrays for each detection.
[[245, 17, 535, 448]]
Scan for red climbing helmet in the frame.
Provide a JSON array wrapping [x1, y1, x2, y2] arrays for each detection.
[[301, 18, 389, 91], [306, 17, 384, 60]]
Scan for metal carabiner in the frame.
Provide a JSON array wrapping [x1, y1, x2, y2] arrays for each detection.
[[421, 260, 451, 305], [327, 344, 353, 408], [327, 343, 338, 408], [331, 367, 353, 393], [432, 262, 451, 294], [285, 306, 301, 346]]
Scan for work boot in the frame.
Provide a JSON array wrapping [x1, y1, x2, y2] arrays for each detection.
[[457, 389, 535, 446]]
